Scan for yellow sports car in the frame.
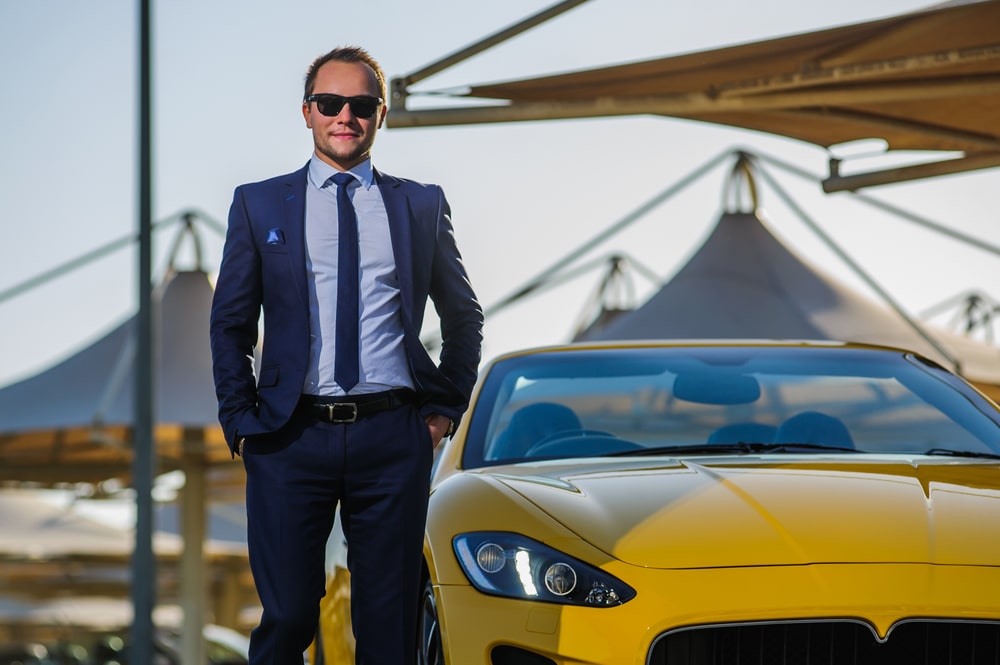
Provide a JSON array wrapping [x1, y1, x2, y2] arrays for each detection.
[[314, 340, 1000, 664]]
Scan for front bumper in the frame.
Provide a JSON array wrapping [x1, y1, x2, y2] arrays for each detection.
[[435, 562, 1000, 665]]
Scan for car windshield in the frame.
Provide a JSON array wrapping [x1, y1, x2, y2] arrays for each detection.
[[462, 345, 1000, 468]]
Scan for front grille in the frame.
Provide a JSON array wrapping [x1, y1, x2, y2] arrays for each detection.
[[649, 620, 1000, 665]]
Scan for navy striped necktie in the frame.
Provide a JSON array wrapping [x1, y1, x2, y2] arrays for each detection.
[[331, 172, 359, 392]]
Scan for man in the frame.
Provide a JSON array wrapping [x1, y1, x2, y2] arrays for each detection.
[[209, 46, 483, 664]]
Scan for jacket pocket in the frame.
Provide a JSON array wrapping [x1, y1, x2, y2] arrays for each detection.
[[257, 364, 279, 387]]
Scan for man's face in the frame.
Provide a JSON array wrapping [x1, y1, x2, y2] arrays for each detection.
[[302, 60, 386, 171]]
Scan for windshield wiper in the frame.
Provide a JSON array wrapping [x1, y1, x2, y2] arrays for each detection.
[[609, 443, 757, 457], [924, 448, 1000, 460], [609, 442, 862, 457], [755, 442, 862, 454]]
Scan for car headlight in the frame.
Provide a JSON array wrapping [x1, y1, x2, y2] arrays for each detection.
[[453, 532, 635, 607]]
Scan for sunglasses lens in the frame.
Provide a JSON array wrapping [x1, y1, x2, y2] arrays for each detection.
[[312, 95, 379, 119], [351, 99, 377, 118], [315, 96, 346, 117]]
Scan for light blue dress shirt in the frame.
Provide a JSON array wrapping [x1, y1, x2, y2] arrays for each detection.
[[302, 155, 414, 396]]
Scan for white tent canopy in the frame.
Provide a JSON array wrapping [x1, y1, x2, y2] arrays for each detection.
[[0, 267, 241, 491], [577, 208, 1000, 396]]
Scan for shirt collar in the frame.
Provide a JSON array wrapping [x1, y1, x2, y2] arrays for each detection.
[[308, 154, 376, 190]]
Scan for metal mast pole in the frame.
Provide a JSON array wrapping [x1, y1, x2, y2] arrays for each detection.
[[131, 0, 156, 661]]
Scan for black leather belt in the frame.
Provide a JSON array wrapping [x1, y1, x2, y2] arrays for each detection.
[[298, 389, 416, 423]]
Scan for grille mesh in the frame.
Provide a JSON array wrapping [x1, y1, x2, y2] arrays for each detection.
[[650, 620, 1000, 665]]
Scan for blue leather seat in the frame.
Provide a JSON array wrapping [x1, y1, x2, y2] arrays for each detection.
[[773, 411, 855, 448], [708, 422, 778, 444], [491, 402, 582, 460]]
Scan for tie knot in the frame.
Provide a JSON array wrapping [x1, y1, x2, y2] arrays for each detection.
[[330, 172, 354, 189]]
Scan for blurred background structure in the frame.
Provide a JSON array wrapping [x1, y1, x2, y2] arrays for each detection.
[[1, 0, 998, 663]]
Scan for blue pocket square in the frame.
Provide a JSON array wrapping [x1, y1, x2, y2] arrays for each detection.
[[266, 228, 285, 244]]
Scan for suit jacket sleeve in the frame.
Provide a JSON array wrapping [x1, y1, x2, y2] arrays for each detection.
[[425, 188, 483, 422], [209, 185, 264, 452]]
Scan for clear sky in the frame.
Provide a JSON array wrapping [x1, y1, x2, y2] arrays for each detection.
[[1, 0, 998, 389]]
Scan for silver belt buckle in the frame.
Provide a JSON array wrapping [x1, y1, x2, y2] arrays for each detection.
[[326, 402, 358, 423]]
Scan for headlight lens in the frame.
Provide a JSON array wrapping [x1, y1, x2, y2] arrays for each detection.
[[453, 532, 635, 607]]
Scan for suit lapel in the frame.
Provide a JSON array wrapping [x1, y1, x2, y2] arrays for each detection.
[[376, 170, 416, 322], [281, 164, 309, 306]]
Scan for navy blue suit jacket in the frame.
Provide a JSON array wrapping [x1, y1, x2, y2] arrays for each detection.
[[210, 163, 483, 453]]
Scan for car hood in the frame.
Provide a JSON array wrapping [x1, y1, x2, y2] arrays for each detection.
[[483, 456, 1000, 569]]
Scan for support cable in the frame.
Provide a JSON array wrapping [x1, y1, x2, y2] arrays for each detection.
[[0, 209, 224, 305], [483, 149, 730, 318], [754, 150, 1000, 258], [754, 163, 963, 373], [421, 148, 732, 349]]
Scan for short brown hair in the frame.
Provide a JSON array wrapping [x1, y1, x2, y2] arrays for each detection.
[[303, 46, 386, 101]]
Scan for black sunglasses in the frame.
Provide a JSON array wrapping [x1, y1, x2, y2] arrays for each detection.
[[306, 93, 383, 119]]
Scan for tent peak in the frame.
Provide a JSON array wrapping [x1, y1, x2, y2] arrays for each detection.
[[723, 151, 761, 214]]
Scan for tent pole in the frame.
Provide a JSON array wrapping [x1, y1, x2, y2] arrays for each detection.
[[217, 562, 244, 629], [390, 0, 591, 102], [180, 451, 208, 665], [823, 152, 1000, 192]]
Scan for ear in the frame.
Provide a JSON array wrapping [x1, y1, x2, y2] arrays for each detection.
[[302, 101, 312, 129], [377, 104, 387, 129]]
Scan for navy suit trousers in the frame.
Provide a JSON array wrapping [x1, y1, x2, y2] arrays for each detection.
[[243, 402, 433, 664]]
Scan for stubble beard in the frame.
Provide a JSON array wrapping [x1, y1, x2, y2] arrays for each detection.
[[318, 133, 376, 170]]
